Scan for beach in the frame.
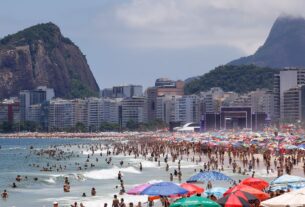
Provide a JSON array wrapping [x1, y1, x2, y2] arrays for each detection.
[[0, 131, 304, 207]]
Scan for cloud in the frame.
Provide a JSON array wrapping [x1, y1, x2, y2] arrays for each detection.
[[94, 0, 305, 54]]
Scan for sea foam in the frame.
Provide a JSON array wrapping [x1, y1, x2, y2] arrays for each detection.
[[84, 166, 141, 180]]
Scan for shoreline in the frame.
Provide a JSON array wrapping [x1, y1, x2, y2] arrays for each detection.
[[0, 131, 171, 139]]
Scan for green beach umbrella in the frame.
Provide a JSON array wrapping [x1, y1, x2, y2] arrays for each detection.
[[170, 196, 221, 207]]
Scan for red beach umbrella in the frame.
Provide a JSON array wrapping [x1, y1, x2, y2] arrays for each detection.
[[217, 193, 251, 207], [180, 183, 204, 195], [241, 177, 269, 190], [224, 184, 270, 201]]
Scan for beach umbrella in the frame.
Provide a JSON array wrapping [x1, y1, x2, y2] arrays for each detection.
[[180, 183, 204, 195], [270, 174, 305, 185], [287, 182, 305, 190], [186, 171, 233, 183], [240, 177, 269, 190], [227, 191, 259, 204], [269, 185, 288, 192], [205, 187, 228, 198], [127, 183, 151, 195], [224, 184, 270, 201], [297, 143, 305, 150], [170, 196, 220, 207], [261, 187, 305, 207], [217, 194, 251, 207], [140, 182, 189, 196]]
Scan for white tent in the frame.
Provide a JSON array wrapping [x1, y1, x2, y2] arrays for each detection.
[[261, 187, 305, 207]]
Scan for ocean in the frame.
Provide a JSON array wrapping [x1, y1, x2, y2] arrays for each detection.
[[0, 137, 281, 207]]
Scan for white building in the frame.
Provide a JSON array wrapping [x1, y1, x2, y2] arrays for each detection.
[[27, 104, 42, 123], [156, 95, 175, 124], [48, 99, 75, 130], [283, 85, 305, 122], [273, 69, 305, 120], [121, 97, 148, 127], [100, 98, 122, 124], [172, 95, 200, 124]]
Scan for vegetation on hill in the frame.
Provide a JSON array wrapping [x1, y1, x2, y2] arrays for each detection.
[[184, 65, 277, 94], [0, 22, 99, 98]]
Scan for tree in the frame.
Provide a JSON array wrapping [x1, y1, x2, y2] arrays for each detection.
[[100, 122, 119, 132], [126, 120, 138, 131], [75, 122, 86, 132], [1, 121, 12, 132]]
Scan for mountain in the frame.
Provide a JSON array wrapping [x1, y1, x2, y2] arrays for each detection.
[[184, 65, 277, 94], [0, 22, 99, 98], [229, 16, 305, 68]]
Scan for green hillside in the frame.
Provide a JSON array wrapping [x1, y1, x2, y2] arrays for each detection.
[[185, 65, 277, 94]]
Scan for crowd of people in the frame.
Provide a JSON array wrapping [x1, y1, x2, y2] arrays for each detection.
[[1, 130, 305, 206]]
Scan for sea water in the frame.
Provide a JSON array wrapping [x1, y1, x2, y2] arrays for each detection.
[[0, 137, 280, 207]]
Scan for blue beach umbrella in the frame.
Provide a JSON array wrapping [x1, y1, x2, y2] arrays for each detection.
[[186, 171, 233, 183], [297, 143, 305, 150], [140, 182, 188, 196], [269, 185, 288, 192], [205, 187, 228, 198], [288, 182, 305, 190], [271, 174, 305, 185]]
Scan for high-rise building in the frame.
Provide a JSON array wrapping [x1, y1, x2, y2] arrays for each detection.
[[86, 98, 101, 131], [19, 86, 54, 121], [48, 99, 75, 131], [156, 95, 175, 124], [100, 98, 122, 124], [283, 85, 305, 122], [73, 99, 88, 127], [27, 104, 42, 123], [0, 99, 20, 125], [112, 85, 143, 98], [172, 95, 200, 124], [147, 78, 184, 121], [273, 69, 305, 121], [121, 97, 148, 127]]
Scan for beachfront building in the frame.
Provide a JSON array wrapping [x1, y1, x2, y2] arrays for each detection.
[[273, 68, 305, 121], [156, 95, 175, 124], [27, 104, 42, 123], [19, 86, 54, 122], [283, 85, 305, 123], [172, 95, 200, 125], [121, 97, 148, 127], [86, 98, 102, 131], [0, 99, 20, 125], [86, 98, 122, 131], [147, 78, 184, 121], [48, 99, 75, 131], [100, 98, 122, 124], [73, 99, 88, 127]]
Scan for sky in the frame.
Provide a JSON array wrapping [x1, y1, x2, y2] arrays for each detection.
[[1, 0, 305, 89]]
